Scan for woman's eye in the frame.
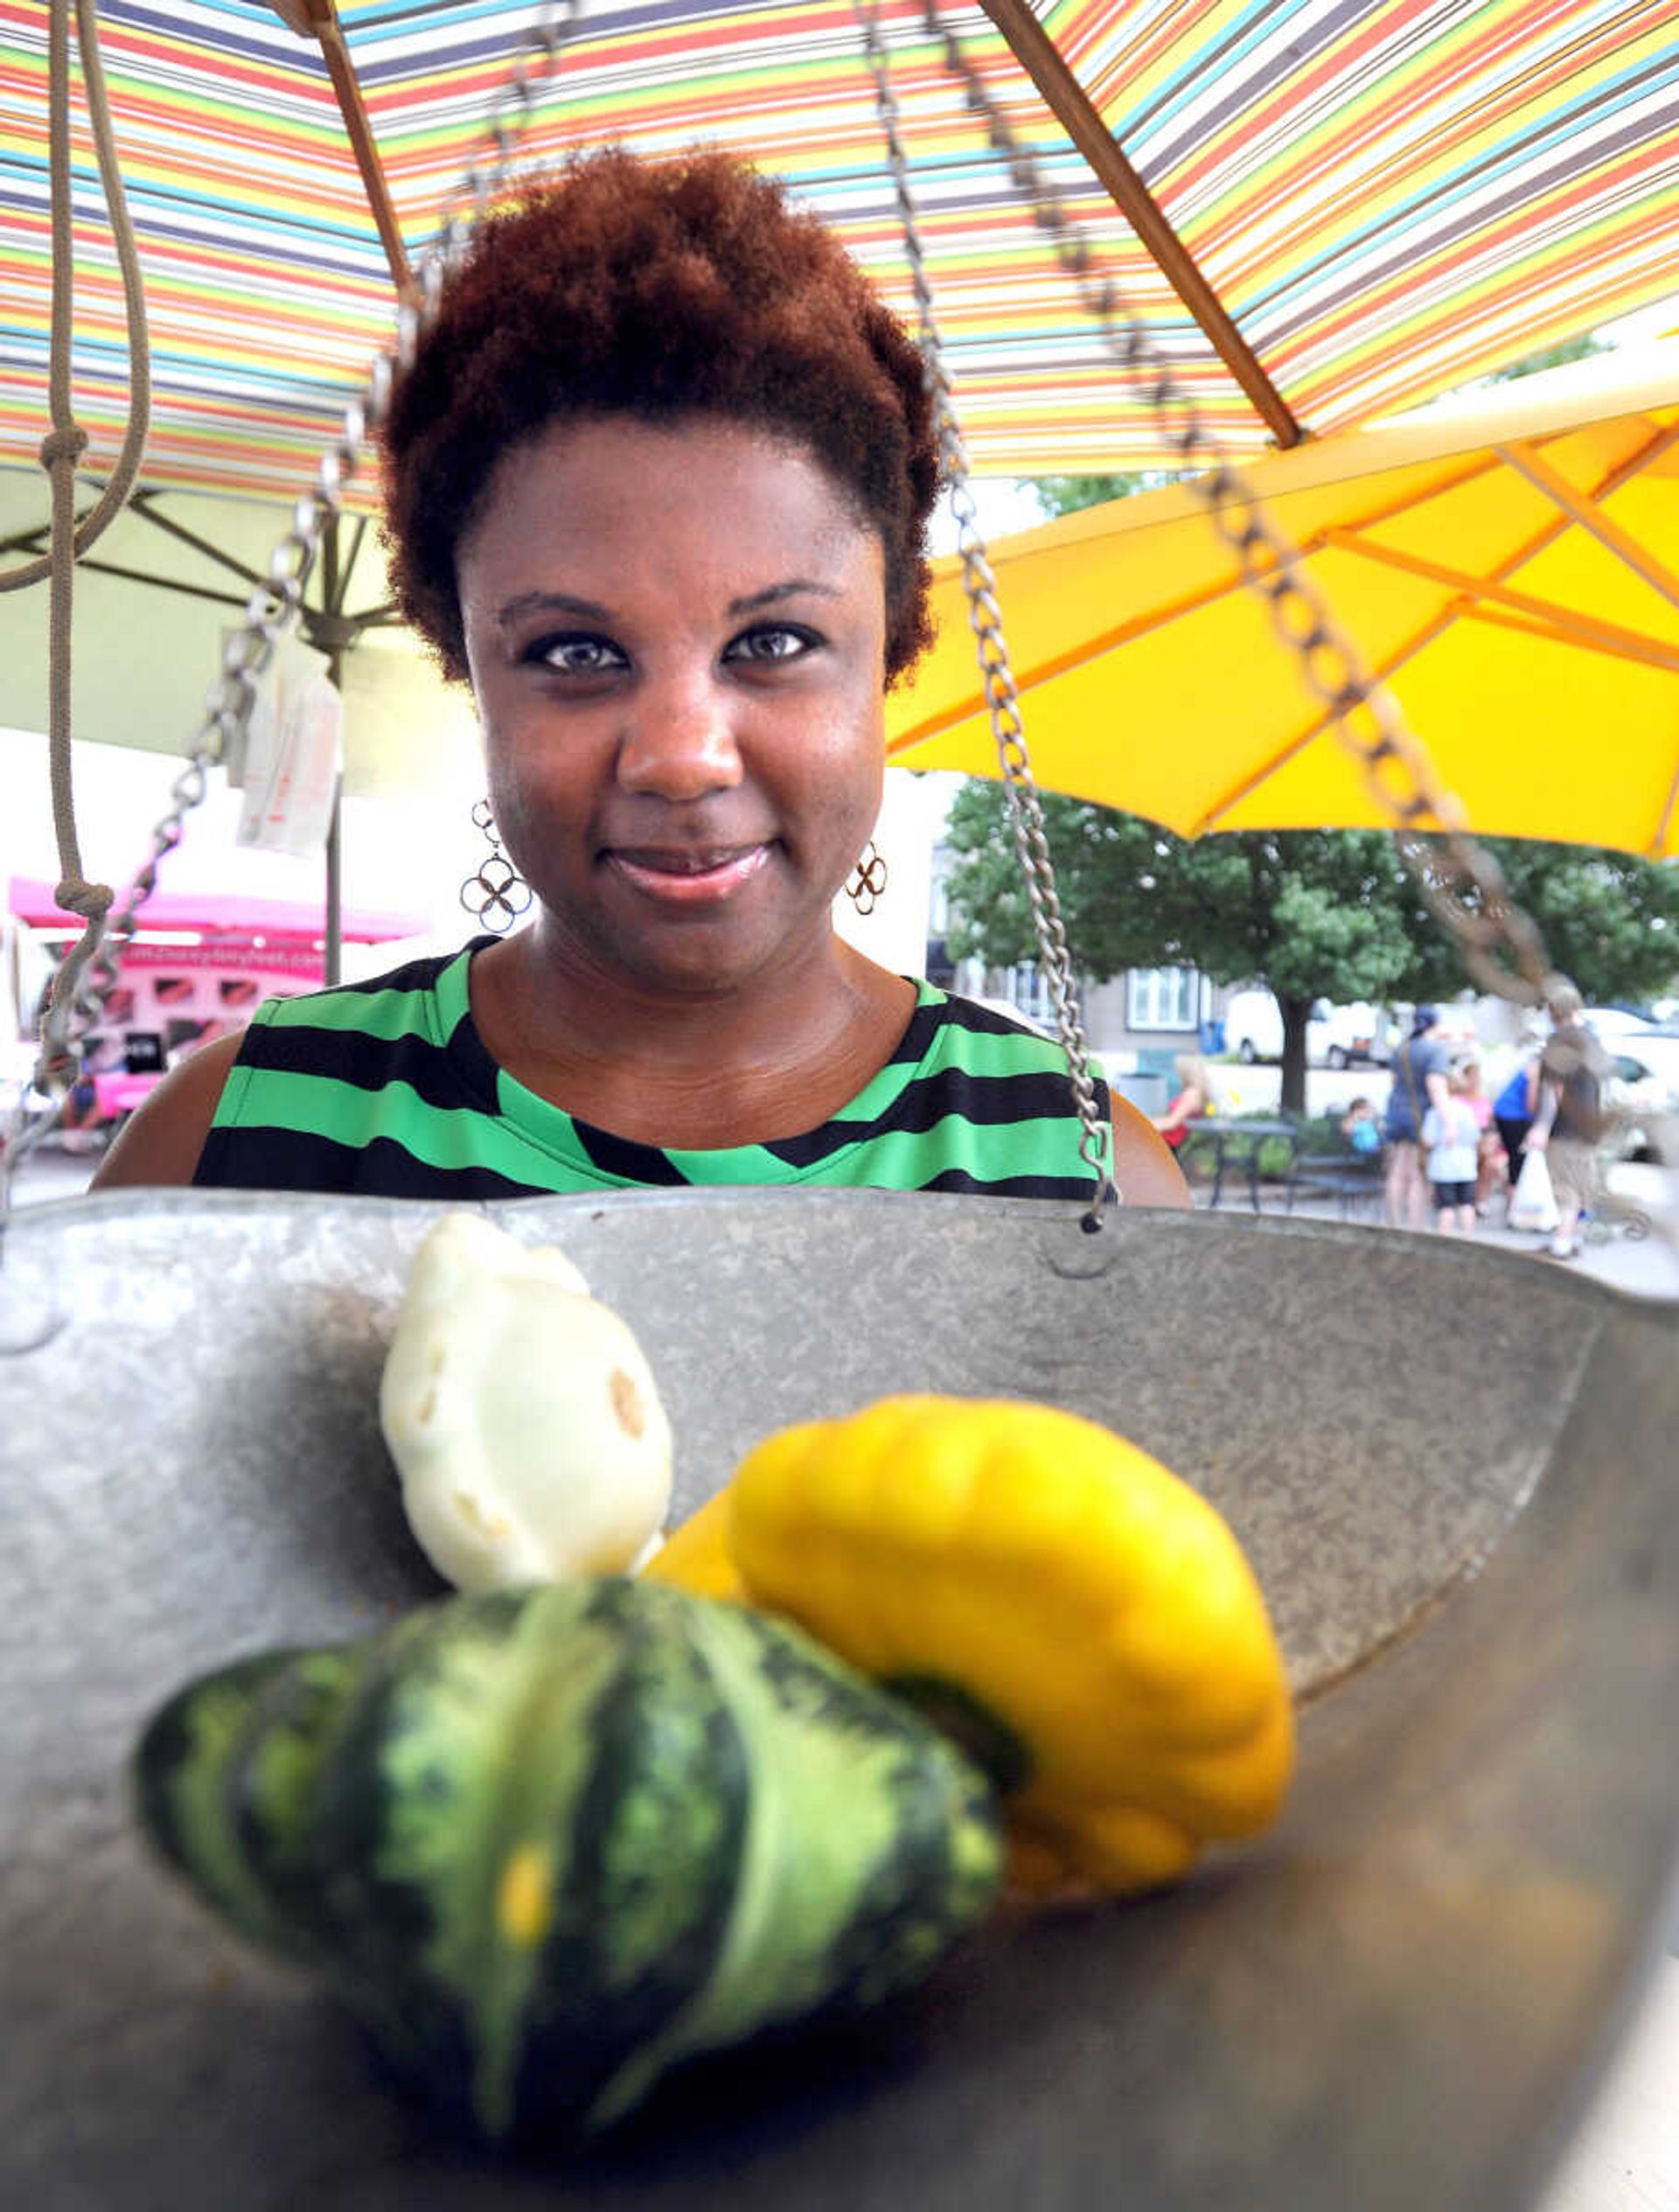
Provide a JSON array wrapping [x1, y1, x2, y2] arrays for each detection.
[[724, 624, 816, 665], [530, 634, 627, 675]]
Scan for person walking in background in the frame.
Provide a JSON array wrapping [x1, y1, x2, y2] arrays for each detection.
[[1151, 1052, 1215, 1154], [1422, 1064, 1481, 1236], [1383, 1007, 1452, 1230], [1524, 980, 1610, 1262], [1492, 1043, 1541, 1204]]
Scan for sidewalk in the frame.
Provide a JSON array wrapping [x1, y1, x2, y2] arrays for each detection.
[[14, 1138, 1679, 1298], [1197, 1165, 1679, 1303]]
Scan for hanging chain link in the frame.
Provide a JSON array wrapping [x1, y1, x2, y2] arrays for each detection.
[[916, 0, 1554, 1013], [859, 0, 1116, 1226], [3, 3, 582, 1209]]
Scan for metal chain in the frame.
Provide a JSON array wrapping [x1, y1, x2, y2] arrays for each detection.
[[4, 3, 582, 1203], [918, 0, 1554, 1012], [858, 0, 1115, 1226]]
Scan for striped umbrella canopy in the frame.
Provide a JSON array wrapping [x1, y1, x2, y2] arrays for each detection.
[[5, 0, 1679, 513]]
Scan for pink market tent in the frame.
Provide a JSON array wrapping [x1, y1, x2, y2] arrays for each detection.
[[9, 876, 425, 972], [7, 875, 429, 1120]]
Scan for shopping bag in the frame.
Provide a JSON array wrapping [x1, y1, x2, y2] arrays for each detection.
[[1507, 1148, 1560, 1234]]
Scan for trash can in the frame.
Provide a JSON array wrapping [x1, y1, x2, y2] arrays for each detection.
[[1109, 1069, 1170, 1117]]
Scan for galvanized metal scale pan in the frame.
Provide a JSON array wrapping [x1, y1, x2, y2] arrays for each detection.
[[3, 1185, 1678, 2211]]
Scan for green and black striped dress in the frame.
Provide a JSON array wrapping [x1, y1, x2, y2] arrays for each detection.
[[193, 939, 1107, 1202]]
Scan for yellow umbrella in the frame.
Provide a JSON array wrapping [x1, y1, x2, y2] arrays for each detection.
[[889, 347, 1679, 858]]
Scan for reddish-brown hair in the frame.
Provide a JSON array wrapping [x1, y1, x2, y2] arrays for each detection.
[[380, 148, 938, 686]]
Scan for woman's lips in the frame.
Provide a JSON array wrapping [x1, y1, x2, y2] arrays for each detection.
[[604, 843, 772, 904]]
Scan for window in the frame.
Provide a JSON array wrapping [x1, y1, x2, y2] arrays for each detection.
[[1007, 962, 1053, 1026], [1127, 966, 1200, 1031]]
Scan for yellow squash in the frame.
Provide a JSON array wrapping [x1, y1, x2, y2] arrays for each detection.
[[641, 1488, 743, 1603], [658, 1394, 1293, 1895]]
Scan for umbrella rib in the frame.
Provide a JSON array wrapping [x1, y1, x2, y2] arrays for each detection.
[[1185, 460, 1666, 836], [886, 565, 1247, 759], [128, 493, 266, 590], [973, 0, 1303, 450], [59, 557, 250, 612], [1494, 438, 1679, 615], [275, 1, 415, 304], [1453, 601, 1679, 685], [1185, 603, 1466, 836], [1322, 530, 1679, 672], [1653, 757, 1679, 860]]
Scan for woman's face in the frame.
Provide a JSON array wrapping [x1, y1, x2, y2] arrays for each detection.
[[457, 415, 888, 1000]]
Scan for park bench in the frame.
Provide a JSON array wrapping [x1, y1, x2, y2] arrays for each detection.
[[1283, 1128, 1385, 1218]]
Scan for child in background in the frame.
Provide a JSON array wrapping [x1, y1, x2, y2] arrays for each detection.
[[1422, 1064, 1482, 1236], [1453, 1057, 1501, 1214], [1341, 1097, 1383, 1155]]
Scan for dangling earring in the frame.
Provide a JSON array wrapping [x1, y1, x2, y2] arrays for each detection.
[[845, 840, 888, 915], [460, 798, 533, 936]]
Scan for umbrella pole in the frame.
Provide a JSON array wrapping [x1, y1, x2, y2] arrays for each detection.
[[324, 784, 343, 988], [319, 517, 346, 987], [972, 0, 1302, 450]]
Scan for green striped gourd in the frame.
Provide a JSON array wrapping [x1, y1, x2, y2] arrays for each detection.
[[134, 1577, 1003, 2139]]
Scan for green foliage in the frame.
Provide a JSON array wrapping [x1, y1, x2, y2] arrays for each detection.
[[944, 787, 1679, 1106], [1479, 839, 1679, 1003], [943, 789, 1460, 1006], [946, 787, 1679, 1008], [1030, 471, 1170, 517], [1485, 332, 1608, 384]]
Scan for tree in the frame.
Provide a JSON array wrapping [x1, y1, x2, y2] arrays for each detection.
[[1031, 470, 1168, 514], [1486, 332, 1607, 383], [943, 786, 1679, 1110], [943, 792, 1458, 1108], [1478, 840, 1679, 1004]]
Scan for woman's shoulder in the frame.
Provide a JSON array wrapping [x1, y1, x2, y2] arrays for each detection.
[[89, 945, 480, 1191], [927, 987, 1075, 1060], [260, 942, 476, 1023], [925, 986, 1188, 1208]]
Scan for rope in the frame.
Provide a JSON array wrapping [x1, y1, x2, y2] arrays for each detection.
[[0, 0, 152, 595], [0, 0, 153, 1101]]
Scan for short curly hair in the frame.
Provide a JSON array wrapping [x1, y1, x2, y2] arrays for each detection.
[[380, 147, 939, 687]]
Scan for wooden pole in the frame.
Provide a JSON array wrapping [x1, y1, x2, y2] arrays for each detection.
[[265, 0, 415, 304], [973, 0, 1302, 450]]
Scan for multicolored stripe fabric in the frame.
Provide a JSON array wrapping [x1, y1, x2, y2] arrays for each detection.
[[193, 939, 1109, 1201], [4, 0, 1677, 493]]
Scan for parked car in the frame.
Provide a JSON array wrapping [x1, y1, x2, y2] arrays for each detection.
[[1223, 992, 1395, 1069], [1584, 1006, 1656, 1052], [1603, 1047, 1679, 1163]]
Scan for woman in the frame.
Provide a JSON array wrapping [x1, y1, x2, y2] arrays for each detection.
[[95, 150, 1183, 1209], [1381, 1006, 1451, 1232], [1150, 1053, 1213, 1152]]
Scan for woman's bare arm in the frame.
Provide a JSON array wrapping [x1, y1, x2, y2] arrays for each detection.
[[89, 1030, 247, 1190]]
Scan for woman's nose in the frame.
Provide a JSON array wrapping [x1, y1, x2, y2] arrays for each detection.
[[616, 668, 744, 800]]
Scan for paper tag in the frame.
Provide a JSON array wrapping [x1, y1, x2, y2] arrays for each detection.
[[236, 636, 344, 857]]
